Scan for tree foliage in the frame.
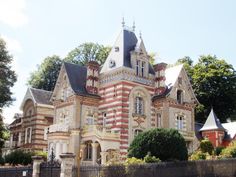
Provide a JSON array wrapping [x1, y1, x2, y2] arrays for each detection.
[[28, 55, 62, 91], [177, 55, 236, 122], [200, 139, 214, 155], [0, 38, 17, 108], [64, 42, 111, 66], [28, 43, 111, 91], [128, 128, 188, 161]]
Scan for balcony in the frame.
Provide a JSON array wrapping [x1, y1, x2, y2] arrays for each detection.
[[178, 130, 195, 141], [82, 125, 120, 141], [49, 123, 69, 133]]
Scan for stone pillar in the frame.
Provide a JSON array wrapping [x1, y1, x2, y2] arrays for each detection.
[[91, 142, 99, 165], [69, 130, 80, 165], [32, 156, 44, 177], [80, 144, 86, 161], [56, 142, 60, 159], [100, 151, 108, 165], [60, 153, 75, 177]]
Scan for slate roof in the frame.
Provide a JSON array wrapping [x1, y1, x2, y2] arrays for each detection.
[[101, 28, 155, 74], [29, 88, 53, 105], [200, 109, 226, 131], [63, 62, 99, 97]]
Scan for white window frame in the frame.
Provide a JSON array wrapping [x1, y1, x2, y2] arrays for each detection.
[[177, 115, 184, 130]]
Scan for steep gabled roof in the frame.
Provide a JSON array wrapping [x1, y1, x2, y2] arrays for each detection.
[[200, 109, 226, 131], [100, 27, 155, 74], [20, 88, 53, 110], [61, 62, 100, 98], [64, 62, 88, 95], [30, 88, 52, 105]]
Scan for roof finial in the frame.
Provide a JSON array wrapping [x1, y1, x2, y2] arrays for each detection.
[[132, 21, 135, 32], [122, 17, 125, 28], [139, 30, 142, 39]]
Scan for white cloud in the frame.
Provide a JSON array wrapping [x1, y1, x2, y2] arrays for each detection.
[[0, 0, 28, 27], [1, 35, 22, 53]]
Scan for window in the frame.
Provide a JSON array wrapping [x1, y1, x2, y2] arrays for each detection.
[[141, 61, 145, 77], [85, 141, 92, 160], [135, 97, 144, 115], [87, 116, 94, 125], [177, 116, 184, 130], [136, 60, 140, 75], [134, 129, 143, 137], [177, 90, 183, 104], [102, 113, 107, 127], [25, 127, 32, 144], [156, 113, 161, 128], [115, 46, 119, 52], [44, 127, 50, 140]]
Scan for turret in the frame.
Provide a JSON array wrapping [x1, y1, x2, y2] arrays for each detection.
[[86, 61, 99, 94], [153, 63, 167, 95]]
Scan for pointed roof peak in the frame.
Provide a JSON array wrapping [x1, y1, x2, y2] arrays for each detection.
[[200, 108, 226, 131]]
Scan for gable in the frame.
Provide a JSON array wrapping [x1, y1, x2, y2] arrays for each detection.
[[167, 66, 198, 104], [51, 64, 74, 101]]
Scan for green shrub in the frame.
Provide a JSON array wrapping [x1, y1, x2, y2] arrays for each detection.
[[215, 146, 225, 156], [220, 141, 236, 158], [189, 151, 207, 160], [125, 157, 144, 166], [144, 153, 160, 163], [200, 139, 214, 155], [4, 150, 33, 165], [128, 128, 188, 161], [0, 155, 5, 165], [34, 151, 47, 161]]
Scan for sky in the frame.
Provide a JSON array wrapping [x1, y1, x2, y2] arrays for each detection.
[[1, 0, 236, 124]]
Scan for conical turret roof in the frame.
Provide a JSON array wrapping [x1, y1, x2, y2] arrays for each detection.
[[200, 108, 226, 131]]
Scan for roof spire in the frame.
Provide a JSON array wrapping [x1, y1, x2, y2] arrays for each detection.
[[139, 30, 142, 39], [132, 21, 135, 32], [122, 17, 125, 28]]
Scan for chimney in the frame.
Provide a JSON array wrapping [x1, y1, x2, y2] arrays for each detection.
[[153, 63, 167, 95], [86, 61, 100, 94]]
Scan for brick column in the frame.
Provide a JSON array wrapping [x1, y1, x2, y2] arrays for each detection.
[[60, 153, 75, 177], [32, 156, 44, 177]]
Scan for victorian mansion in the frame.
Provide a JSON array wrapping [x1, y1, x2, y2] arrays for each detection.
[[10, 24, 198, 165]]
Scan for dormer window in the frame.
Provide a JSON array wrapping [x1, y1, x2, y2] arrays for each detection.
[[136, 60, 140, 75], [177, 90, 183, 104], [141, 61, 145, 77], [115, 46, 119, 52]]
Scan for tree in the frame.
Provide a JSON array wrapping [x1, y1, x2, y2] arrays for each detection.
[[28, 55, 62, 91], [192, 55, 236, 123], [0, 38, 17, 108], [128, 128, 188, 161], [177, 55, 236, 123], [200, 139, 214, 155], [64, 42, 111, 66]]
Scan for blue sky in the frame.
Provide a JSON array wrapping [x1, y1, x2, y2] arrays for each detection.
[[1, 0, 236, 124]]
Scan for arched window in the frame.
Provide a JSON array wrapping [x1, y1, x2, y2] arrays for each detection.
[[176, 115, 184, 130], [177, 90, 183, 104], [85, 141, 92, 161], [135, 97, 144, 115]]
